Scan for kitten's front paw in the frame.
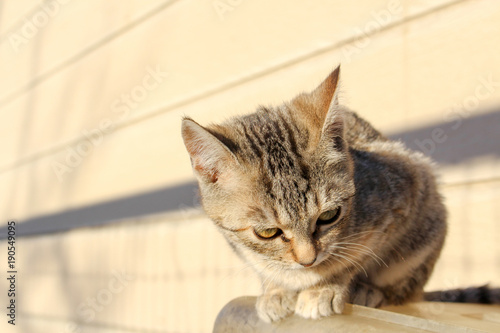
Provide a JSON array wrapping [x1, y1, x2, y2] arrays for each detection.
[[295, 285, 348, 319], [351, 282, 386, 307], [256, 289, 298, 323]]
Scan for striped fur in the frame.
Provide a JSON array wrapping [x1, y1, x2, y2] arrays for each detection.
[[424, 286, 500, 304], [181, 66, 451, 322]]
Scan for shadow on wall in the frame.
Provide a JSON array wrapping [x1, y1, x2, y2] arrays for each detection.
[[389, 107, 500, 165], [2, 182, 202, 237], [2, 108, 500, 238]]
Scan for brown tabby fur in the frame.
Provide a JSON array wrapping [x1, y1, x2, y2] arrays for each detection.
[[181, 66, 447, 322]]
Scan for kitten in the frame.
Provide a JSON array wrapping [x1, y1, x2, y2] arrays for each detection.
[[181, 66, 448, 322]]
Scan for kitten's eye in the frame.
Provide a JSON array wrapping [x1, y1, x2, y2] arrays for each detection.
[[317, 208, 341, 226], [254, 227, 281, 240]]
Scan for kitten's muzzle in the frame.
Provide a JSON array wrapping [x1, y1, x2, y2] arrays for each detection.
[[292, 236, 318, 268]]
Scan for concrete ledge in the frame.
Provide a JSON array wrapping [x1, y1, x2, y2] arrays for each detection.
[[213, 296, 416, 333], [213, 296, 500, 333]]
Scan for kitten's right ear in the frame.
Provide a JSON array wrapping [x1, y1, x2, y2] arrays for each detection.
[[181, 118, 237, 184], [291, 66, 344, 150], [311, 65, 341, 116]]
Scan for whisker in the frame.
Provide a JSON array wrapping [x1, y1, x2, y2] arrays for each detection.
[[336, 230, 385, 243], [335, 242, 388, 268], [261, 261, 284, 293], [344, 246, 384, 267], [323, 254, 352, 274], [261, 262, 276, 288], [329, 250, 368, 278], [336, 250, 369, 277]]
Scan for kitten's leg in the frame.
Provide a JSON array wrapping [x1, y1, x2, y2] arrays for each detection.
[[377, 260, 430, 305], [351, 281, 386, 307], [256, 286, 298, 322], [295, 280, 350, 319], [351, 228, 445, 307], [352, 255, 437, 307]]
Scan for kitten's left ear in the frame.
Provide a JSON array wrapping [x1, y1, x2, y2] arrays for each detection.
[[181, 118, 238, 184]]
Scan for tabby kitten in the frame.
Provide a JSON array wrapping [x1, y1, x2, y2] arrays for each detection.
[[181, 66, 447, 322]]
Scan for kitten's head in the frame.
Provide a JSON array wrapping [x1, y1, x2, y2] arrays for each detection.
[[182, 67, 358, 287]]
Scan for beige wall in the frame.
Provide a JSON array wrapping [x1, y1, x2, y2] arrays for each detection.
[[1, 0, 499, 332]]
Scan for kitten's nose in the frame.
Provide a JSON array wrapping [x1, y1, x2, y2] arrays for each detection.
[[293, 237, 317, 267], [300, 258, 316, 268]]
